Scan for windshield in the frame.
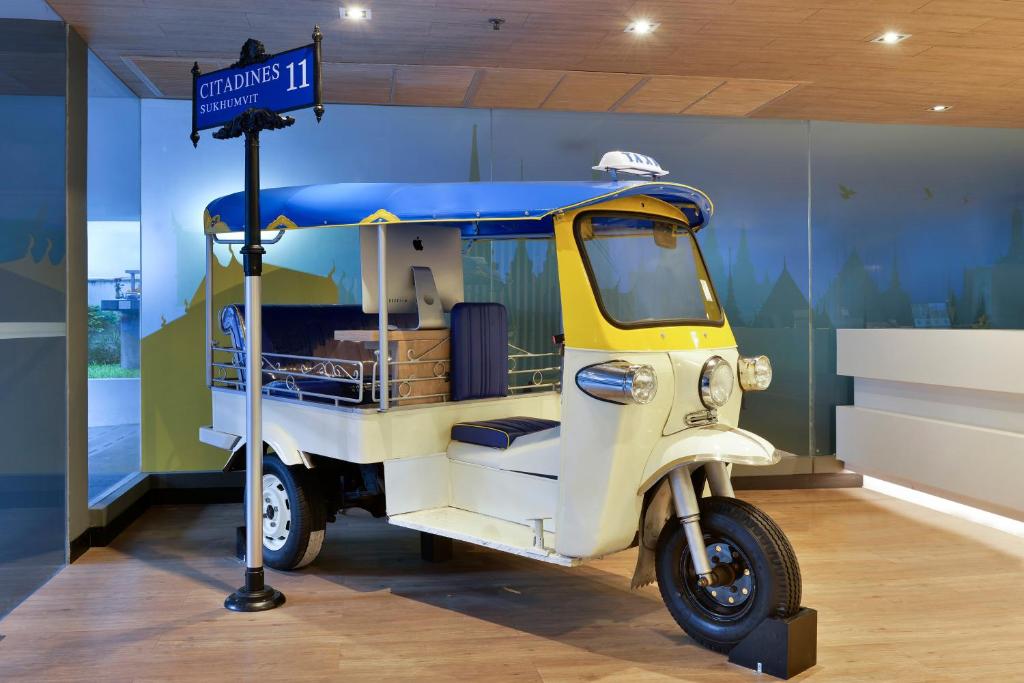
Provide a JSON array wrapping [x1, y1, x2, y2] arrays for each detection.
[[575, 213, 722, 327]]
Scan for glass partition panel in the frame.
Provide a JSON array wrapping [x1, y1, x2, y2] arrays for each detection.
[[0, 17, 68, 619], [87, 50, 141, 502]]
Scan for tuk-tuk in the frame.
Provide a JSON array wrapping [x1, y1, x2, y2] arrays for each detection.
[[199, 151, 801, 653]]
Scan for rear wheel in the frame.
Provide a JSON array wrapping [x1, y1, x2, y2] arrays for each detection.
[[655, 496, 801, 653], [261, 455, 326, 570]]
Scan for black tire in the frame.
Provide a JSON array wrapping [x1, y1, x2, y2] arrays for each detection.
[[655, 496, 801, 653], [261, 454, 327, 570]]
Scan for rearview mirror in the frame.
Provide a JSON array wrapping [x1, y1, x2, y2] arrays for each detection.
[[653, 223, 677, 250]]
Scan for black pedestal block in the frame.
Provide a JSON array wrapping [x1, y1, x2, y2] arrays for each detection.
[[728, 607, 817, 679], [420, 532, 453, 562]]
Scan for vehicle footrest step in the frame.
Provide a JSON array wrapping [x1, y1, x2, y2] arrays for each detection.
[[388, 507, 579, 567]]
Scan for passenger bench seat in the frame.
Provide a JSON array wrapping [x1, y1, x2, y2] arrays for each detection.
[[448, 417, 561, 478], [451, 417, 560, 449]]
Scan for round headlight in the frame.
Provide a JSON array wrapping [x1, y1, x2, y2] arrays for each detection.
[[627, 364, 658, 405], [576, 361, 659, 405], [738, 355, 772, 392], [699, 356, 734, 408]]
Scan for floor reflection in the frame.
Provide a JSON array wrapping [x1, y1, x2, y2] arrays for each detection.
[[88, 424, 138, 502], [0, 505, 64, 618]]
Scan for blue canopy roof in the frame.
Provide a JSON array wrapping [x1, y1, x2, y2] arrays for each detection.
[[203, 181, 714, 238]]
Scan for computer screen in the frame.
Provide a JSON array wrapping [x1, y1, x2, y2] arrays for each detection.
[[359, 224, 464, 316]]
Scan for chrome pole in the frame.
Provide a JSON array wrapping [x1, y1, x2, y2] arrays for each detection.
[[377, 224, 389, 412], [244, 275, 263, 571], [205, 233, 214, 387], [225, 128, 284, 612]]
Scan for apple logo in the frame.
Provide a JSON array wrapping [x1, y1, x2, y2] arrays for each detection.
[[412, 236, 424, 251]]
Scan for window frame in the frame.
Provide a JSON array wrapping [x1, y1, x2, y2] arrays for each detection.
[[572, 210, 725, 331]]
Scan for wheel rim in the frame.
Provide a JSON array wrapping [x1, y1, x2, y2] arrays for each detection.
[[262, 473, 292, 551], [678, 535, 756, 621]]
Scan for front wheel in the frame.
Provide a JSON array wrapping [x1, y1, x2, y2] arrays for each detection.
[[655, 496, 801, 653], [261, 455, 326, 570]]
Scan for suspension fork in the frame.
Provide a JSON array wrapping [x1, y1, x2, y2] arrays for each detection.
[[704, 461, 735, 497], [667, 462, 734, 587]]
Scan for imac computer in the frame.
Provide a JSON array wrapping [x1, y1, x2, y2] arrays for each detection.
[[359, 224, 464, 329]]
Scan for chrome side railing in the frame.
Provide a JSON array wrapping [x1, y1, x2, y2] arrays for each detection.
[[508, 343, 562, 393], [210, 345, 369, 406], [209, 340, 561, 407]]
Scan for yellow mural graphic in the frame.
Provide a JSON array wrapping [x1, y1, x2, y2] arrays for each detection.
[[140, 250, 337, 472], [0, 234, 65, 292]]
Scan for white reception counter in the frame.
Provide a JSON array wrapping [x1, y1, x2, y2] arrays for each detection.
[[836, 328, 1024, 520]]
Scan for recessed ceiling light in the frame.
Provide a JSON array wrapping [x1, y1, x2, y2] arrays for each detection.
[[625, 19, 659, 35], [341, 6, 371, 20], [871, 31, 910, 44], [928, 104, 953, 112]]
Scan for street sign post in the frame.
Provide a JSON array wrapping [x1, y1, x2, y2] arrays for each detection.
[[192, 27, 324, 613]]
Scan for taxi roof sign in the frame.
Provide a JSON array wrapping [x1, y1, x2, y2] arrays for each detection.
[[593, 150, 669, 179]]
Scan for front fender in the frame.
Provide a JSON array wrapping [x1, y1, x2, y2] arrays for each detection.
[[637, 424, 777, 494]]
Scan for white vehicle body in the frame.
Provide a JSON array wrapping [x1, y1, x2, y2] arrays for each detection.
[[199, 196, 778, 565], [199, 172, 778, 571], [198, 165, 806, 656], [203, 344, 775, 565]]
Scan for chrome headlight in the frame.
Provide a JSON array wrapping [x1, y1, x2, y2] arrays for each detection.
[[699, 356, 734, 408], [738, 355, 772, 392], [576, 361, 658, 405]]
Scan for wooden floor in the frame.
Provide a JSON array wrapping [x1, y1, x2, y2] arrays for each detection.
[[1, 488, 1022, 682]]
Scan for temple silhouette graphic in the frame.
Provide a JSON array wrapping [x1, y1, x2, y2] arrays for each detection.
[[960, 208, 1024, 328], [698, 206, 1024, 331], [754, 260, 808, 329]]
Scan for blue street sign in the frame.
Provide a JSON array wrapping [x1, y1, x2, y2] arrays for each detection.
[[194, 44, 316, 131]]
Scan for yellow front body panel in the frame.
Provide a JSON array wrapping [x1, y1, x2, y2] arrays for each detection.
[[553, 196, 736, 352]]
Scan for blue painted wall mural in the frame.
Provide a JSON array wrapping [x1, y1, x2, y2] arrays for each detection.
[[0, 94, 67, 321], [138, 99, 1024, 470], [809, 122, 1024, 453], [812, 122, 1024, 330]]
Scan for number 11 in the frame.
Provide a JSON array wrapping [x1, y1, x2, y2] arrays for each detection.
[[286, 59, 309, 91]]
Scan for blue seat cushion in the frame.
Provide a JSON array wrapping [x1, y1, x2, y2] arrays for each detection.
[[265, 377, 359, 404], [451, 417, 560, 450]]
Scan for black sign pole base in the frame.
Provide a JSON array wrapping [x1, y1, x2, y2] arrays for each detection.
[[225, 568, 286, 612], [727, 607, 817, 680]]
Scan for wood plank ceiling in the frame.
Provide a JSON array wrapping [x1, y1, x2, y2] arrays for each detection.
[[45, 0, 1024, 127]]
